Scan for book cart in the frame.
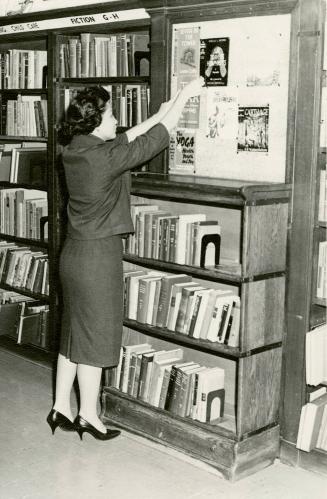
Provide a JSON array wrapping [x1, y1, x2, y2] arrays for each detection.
[[0, 0, 323, 482]]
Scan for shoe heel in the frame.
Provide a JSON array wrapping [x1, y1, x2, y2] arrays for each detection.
[[77, 429, 84, 441]]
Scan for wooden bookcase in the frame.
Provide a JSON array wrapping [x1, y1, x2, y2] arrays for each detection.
[[102, 174, 290, 480], [0, 29, 54, 355], [279, 0, 327, 476], [0, 0, 324, 481]]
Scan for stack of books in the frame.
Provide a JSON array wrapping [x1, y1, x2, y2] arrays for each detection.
[[127, 203, 221, 268], [297, 389, 327, 452], [0, 188, 48, 240], [124, 269, 240, 347], [105, 344, 225, 423], [59, 32, 149, 78], [306, 323, 327, 386], [317, 241, 327, 301], [0, 241, 49, 295], [2, 95, 48, 137], [0, 49, 47, 89]]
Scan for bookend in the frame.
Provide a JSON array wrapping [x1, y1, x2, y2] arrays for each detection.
[[200, 233, 220, 268]]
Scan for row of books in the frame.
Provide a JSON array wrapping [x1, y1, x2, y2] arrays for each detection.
[[0, 289, 49, 348], [306, 323, 327, 386], [127, 204, 221, 267], [317, 241, 327, 300], [0, 145, 47, 185], [0, 188, 48, 240], [62, 84, 149, 128], [0, 50, 47, 89], [124, 269, 240, 347], [59, 32, 149, 78], [0, 241, 49, 295], [297, 390, 327, 452], [318, 169, 327, 222], [1, 95, 48, 137], [104, 344, 225, 422]]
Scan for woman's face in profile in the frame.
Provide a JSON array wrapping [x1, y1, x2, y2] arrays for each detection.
[[97, 102, 118, 140]]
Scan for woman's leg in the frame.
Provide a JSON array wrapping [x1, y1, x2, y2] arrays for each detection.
[[77, 363, 106, 433], [53, 353, 77, 422]]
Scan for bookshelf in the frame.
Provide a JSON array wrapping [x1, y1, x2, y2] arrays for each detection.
[[101, 173, 290, 480], [280, 0, 327, 477], [0, 0, 323, 481], [0, 28, 52, 353]]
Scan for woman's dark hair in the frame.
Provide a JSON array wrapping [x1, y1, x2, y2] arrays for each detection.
[[57, 86, 110, 145]]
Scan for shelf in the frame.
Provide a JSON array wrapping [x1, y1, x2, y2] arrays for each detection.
[[131, 173, 291, 208], [102, 386, 280, 481], [0, 233, 48, 248], [280, 439, 327, 477], [0, 181, 47, 190], [123, 318, 282, 359], [0, 136, 47, 142], [59, 76, 149, 85], [0, 88, 48, 94], [313, 297, 327, 308], [310, 304, 327, 328], [103, 385, 235, 438], [124, 253, 284, 284], [0, 282, 49, 302], [0, 334, 55, 368]]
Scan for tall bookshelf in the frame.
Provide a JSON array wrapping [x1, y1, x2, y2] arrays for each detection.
[[280, 0, 327, 475], [0, 0, 323, 481], [0, 28, 54, 359]]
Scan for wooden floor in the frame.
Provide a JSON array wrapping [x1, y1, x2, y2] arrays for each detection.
[[0, 347, 327, 499]]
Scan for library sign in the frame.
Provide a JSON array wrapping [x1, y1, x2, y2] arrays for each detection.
[[0, 8, 150, 35]]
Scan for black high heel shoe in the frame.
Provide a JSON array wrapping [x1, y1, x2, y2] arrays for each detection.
[[47, 409, 76, 434], [74, 415, 121, 441]]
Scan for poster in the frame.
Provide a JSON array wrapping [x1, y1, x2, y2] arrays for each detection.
[[172, 27, 201, 128], [237, 106, 269, 152], [169, 129, 196, 174], [200, 37, 229, 86], [206, 88, 238, 141]]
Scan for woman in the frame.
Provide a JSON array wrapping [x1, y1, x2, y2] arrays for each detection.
[[47, 77, 204, 440]]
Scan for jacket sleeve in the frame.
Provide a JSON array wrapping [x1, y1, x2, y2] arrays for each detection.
[[103, 123, 169, 181]]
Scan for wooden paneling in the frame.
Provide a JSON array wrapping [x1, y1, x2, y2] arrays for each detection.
[[241, 277, 285, 350], [237, 348, 282, 435], [243, 204, 288, 276]]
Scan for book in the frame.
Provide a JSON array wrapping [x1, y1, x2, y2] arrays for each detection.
[[166, 362, 197, 414], [205, 291, 234, 342], [136, 273, 164, 324], [188, 288, 214, 339], [175, 285, 204, 334], [147, 348, 183, 406], [224, 296, 241, 347], [164, 361, 195, 412], [175, 214, 206, 264], [119, 343, 152, 393], [155, 274, 192, 328], [296, 393, 327, 452], [166, 281, 195, 331], [12, 147, 47, 186], [138, 350, 156, 401]]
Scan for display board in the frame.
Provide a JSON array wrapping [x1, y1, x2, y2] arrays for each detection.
[[170, 14, 291, 182]]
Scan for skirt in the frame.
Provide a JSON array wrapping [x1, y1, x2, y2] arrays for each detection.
[[59, 234, 123, 367]]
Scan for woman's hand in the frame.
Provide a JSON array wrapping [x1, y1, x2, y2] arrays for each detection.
[[181, 77, 205, 99]]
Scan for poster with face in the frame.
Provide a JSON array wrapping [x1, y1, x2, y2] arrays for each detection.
[[200, 38, 229, 86]]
